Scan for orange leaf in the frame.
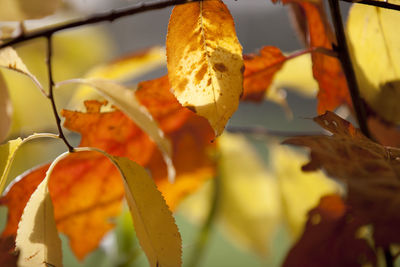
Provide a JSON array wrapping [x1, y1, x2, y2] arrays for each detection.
[[283, 194, 376, 267], [0, 76, 216, 260], [242, 46, 287, 101], [273, 0, 351, 113]]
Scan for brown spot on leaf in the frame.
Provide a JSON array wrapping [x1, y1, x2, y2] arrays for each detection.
[[176, 78, 188, 93], [195, 65, 207, 83], [207, 78, 212, 86], [213, 63, 227, 72]]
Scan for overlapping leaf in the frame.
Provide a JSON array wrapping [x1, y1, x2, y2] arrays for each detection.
[[167, 0, 244, 136], [15, 154, 64, 267], [0, 76, 216, 259]]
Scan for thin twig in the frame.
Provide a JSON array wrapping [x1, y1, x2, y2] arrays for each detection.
[[328, 0, 371, 138], [0, 0, 202, 49], [339, 0, 400, 11], [45, 35, 74, 152]]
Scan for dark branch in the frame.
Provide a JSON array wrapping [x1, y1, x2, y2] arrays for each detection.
[[339, 0, 400, 11], [0, 0, 201, 49], [328, 0, 371, 138], [46, 35, 74, 152]]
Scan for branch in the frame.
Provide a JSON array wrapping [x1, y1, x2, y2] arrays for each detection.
[[45, 35, 74, 152], [0, 0, 201, 49], [328, 0, 371, 138], [339, 0, 400, 11]]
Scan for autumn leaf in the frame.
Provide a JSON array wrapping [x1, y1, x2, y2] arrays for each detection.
[[368, 116, 400, 147], [110, 156, 182, 267], [0, 0, 61, 21], [167, 0, 244, 136], [0, 47, 43, 93], [58, 78, 175, 180], [284, 111, 400, 247], [271, 145, 338, 238], [347, 3, 400, 123], [274, 0, 351, 113], [283, 194, 376, 267], [242, 46, 287, 101], [15, 152, 65, 267], [1, 76, 215, 259], [0, 73, 11, 143]]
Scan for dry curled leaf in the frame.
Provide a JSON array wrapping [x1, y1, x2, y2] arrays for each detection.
[[167, 0, 244, 136]]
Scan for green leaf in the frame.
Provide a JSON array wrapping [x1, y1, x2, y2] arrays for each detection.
[[0, 72, 12, 143]]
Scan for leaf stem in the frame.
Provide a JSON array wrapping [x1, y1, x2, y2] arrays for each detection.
[[45, 35, 74, 152], [0, 0, 202, 49], [187, 174, 220, 267], [339, 0, 400, 11], [327, 0, 371, 138]]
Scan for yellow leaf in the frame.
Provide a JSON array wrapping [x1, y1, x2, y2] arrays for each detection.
[[15, 152, 66, 267], [0, 46, 43, 93], [271, 145, 339, 238], [57, 78, 175, 181], [347, 4, 400, 123], [0, 134, 57, 195], [0, 0, 61, 21], [180, 133, 281, 257], [0, 72, 12, 142], [272, 53, 317, 98], [69, 47, 166, 109], [0, 138, 22, 194], [111, 156, 182, 267], [166, 0, 244, 136]]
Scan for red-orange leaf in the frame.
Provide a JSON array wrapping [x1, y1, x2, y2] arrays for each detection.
[[273, 0, 351, 113], [0, 76, 216, 260], [242, 46, 287, 101]]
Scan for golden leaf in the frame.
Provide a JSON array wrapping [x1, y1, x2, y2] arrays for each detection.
[[166, 0, 244, 136], [0, 73, 11, 142], [15, 152, 66, 267], [347, 4, 400, 123]]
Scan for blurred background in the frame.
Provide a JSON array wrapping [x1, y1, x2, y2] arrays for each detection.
[[0, 0, 351, 266]]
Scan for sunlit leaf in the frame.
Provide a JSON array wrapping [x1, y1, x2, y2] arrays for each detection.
[[347, 3, 400, 123], [0, 138, 22, 195], [271, 145, 338, 238], [15, 153, 65, 267], [0, 73, 11, 143], [110, 156, 182, 267], [167, 0, 244, 136], [180, 133, 281, 257], [0, 46, 43, 93], [1, 78, 215, 259], [58, 78, 175, 181]]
